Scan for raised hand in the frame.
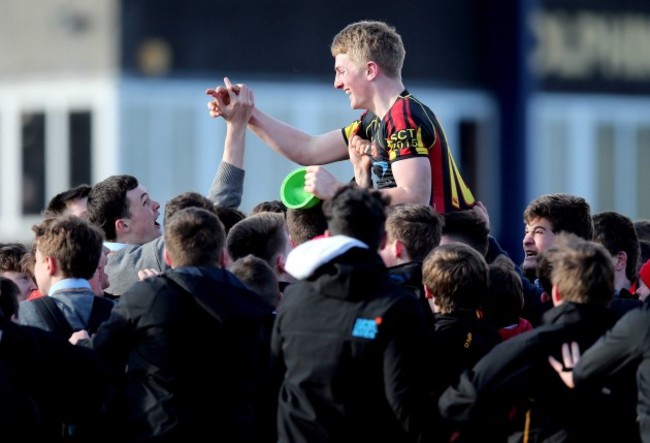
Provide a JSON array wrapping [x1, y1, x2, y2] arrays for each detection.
[[548, 341, 581, 388], [206, 77, 244, 119]]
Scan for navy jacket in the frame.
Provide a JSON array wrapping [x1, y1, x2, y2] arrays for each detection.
[[89, 266, 275, 443]]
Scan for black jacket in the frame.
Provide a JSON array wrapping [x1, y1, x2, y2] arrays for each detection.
[[428, 311, 502, 398], [273, 247, 431, 443], [0, 318, 110, 441], [388, 261, 435, 326], [90, 266, 275, 443], [426, 310, 502, 442], [609, 287, 643, 319], [388, 261, 424, 299], [573, 303, 650, 442], [439, 302, 625, 442]]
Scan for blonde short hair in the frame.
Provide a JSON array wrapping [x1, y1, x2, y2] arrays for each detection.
[[331, 20, 405, 79]]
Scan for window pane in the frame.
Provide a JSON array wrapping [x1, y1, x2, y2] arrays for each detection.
[[21, 113, 46, 215], [69, 111, 92, 186], [546, 119, 568, 192], [596, 123, 615, 211], [637, 126, 650, 218]]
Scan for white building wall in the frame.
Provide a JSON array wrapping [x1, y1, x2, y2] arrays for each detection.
[[0, 76, 118, 243], [528, 93, 650, 219], [0, 76, 496, 244]]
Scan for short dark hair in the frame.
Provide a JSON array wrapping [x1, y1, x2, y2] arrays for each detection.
[[0, 243, 30, 274], [214, 205, 247, 235], [523, 193, 593, 240], [536, 250, 554, 295], [640, 240, 650, 265], [634, 219, 650, 242], [286, 202, 328, 246], [43, 184, 91, 217], [442, 210, 489, 257], [164, 192, 217, 226], [592, 211, 640, 283], [486, 256, 524, 328], [230, 254, 279, 307], [87, 175, 139, 241], [385, 204, 443, 261], [32, 216, 104, 280], [20, 248, 36, 279], [227, 212, 288, 265], [251, 200, 287, 216], [323, 184, 389, 251], [164, 207, 225, 268]]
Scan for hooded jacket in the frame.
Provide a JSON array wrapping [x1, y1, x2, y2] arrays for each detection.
[[439, 302, 630, 443], [274, 237, 431, 443], [90, 266, 275, 443]]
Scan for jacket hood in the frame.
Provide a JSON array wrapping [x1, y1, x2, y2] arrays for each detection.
[[164, 266, 274, 323], [303, 246, 389, 301], [285, 235, 368, 280]]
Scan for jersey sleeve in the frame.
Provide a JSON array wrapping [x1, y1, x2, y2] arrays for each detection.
[[341, 111, 372, 145]]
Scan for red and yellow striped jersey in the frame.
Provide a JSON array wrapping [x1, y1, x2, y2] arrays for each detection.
[[342, 90, 475, 212]]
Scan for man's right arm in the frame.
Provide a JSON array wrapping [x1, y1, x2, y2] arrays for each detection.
[[248, 108, 349, 165], [573, 309, 647, 387], [439, 335, 533, 424], [206, 79, 252, 208]]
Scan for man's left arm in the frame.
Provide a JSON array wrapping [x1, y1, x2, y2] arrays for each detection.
[[379, 157, 431, 205]]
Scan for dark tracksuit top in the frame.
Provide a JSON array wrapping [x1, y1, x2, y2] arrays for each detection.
[[272, 247, 432, 443]]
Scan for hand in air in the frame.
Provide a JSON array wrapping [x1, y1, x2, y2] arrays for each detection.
[[206, 77, 251, 121], [548, 341, 581, 389]]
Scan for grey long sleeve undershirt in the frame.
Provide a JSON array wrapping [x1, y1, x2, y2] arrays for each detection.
[[207, 161, 245, 209]]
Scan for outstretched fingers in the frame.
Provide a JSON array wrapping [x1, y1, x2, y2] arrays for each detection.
[[206, 77, 249, 119], [548, 341, 580, 388], [562, 341, 581, 368]]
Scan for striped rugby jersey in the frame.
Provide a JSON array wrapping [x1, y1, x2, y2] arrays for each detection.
[[342, 90, 475, 212]]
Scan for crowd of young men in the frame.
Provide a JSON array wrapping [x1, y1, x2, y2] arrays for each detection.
[[1, 18, 650, 443]]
